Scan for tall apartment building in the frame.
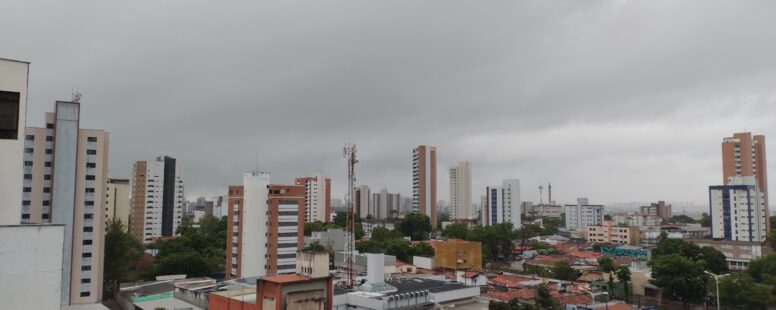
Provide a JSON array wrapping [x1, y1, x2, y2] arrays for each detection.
[[0, 57, 69, 310], [449, 161, 472, 220], [372, 188, 400, 219], [564, 198, 604, 231], [129, 156, 184, 243], [639, 201, 672, 220], [20, 100, 109, 304], [225, 172, 305, 279], [295, 171, 331, 223], [355, 185, 371, 219], [106, 178, 130, 228], [412, 145, 437, 227], [721, 132, 769, 232], [709, 176, 768, 242], [482, 179, 521, 228]]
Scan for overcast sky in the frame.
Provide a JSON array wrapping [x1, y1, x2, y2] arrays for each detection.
[[3, 0, 776, 210]]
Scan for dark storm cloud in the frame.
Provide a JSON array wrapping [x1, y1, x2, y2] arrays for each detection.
[[2, 0, 776, 208]]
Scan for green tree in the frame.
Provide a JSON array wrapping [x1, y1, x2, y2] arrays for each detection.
[[397, 213, 432, 240], [651, 238, 701, 260], [598, 256, 615, 293], [699, 213, 711, 227], [534, 284, 558, 310], [615, 265, 631, 301], [747, 253, 776, 285], [304, 242, 327, 253], [698, 246, 728, 274], [442, 223, 469, 239], [668, 215, 696, 224], [718, 273, 773, 310], [650, 254, 708, 309], [384, 239, 413, 262], [552, 261, 578, 281], [411, 242, 435, 257], [371, 227, 401, 243], [104, 219, 143, 298], [304, 221, 326, 236]]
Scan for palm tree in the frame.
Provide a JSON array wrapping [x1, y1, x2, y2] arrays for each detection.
[[615, 265, 631, 301]]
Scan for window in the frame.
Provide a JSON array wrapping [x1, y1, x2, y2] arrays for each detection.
[[87, 137, 97, 142], [83, 227, 93, 232], [46, 136, 53, 141], [80, 279, 90, 284], [0, 91, 20, 140], [46, 123, 54, 129], [45, 149, 52, 154], [23, 187, 31, 192], [86, 150, 97, 155], [81, 266, 91, 271], [21, 214, 30, 219], [86, 163, 96, 168], [82, 252, 92, 258], [24, 148, 33, 153], [25, 135, 34, 140], [42, 200, 50, 206], [83, 240, 92, 245], [85, 175, 95, 180], [42, 214, 49, 220], [44, 175, 51, 180], [278, 232, 298, 237], [85, 188, 94, 193], [85, 201, 94, 206], [23, 161, 33, 166], [22, 200, 30, 206], [43, 187, 50, 193], [44, 161, 52, 167], [84, 214, 93, 219], [278, 243, 297, 248], [80, 292, 90, 297]]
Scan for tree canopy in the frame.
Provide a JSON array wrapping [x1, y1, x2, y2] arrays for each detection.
[[397, 213, 432, 240], [104, 219, 144, 297], [442, 223, 469, 239], [153, 214, 227, 277], [649, 254, 708, 308]]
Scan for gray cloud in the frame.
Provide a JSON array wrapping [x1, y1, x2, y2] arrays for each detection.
[[3, 0, 776, 210]]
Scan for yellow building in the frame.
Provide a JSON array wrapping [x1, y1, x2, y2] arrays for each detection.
[[430, 239, 483, 271]]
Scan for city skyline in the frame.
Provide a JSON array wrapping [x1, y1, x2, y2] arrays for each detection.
[[3, 1, 776, 209]]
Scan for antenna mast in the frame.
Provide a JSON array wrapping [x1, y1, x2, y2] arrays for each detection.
[[342, 143, 358, 290], [538, 185, 544, 205]]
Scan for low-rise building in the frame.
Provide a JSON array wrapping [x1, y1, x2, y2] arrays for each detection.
[[689, 239, 772, 270], [611, 212, 661, 232], [586, 221, 640, 245], [305, 228, 349, 252], [428, 239, 482, 272]]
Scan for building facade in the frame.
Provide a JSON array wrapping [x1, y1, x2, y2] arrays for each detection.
[[355, 185, 371, 219], [709, 176, 768, 242], [689, 239, 772, 271], [612, 212, 661, 232], [482, 179, 521, 228], [412, 145, 437, 228], [639, 201, 672, 220], [20, 101, 109, 304], [564, 198, 604, 231], [721, 132, 769, 233], [226, 172, 306, 279], [430, 239, 483, 272], [586, 221, 640, 245], [295, 171, 331, 223], [372, 188, 400, 219], [449, 161, 472, 220], [129, 156, 184, 243], [106, 178, 130, 228]]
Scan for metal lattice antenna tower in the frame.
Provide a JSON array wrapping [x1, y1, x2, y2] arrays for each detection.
[[342, 143, 358, 290], [539, 185, 544, 204]]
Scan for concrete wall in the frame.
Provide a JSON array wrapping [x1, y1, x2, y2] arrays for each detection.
[[0, 58, 28, 225], [0, 224, 65, 310]]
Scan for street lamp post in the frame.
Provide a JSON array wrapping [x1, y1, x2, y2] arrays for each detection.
[[704, 271, 729, 310]]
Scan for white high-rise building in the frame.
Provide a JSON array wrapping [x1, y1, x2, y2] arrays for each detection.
[[709, 176, 768, 242], [482, 179, 521, 228], [0, 57, 68, 310], [449, 161, 473, 220], [372, 188, 400, 219], [129, 156, 184, 243], [295, 171, 331, 223], [564, 198, 604, 231]]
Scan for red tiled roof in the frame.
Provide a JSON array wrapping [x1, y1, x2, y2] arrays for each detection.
[[569, 251, 602, 259], [490, 274, 532, 288], [261, 274, 306, 283], [462, 271, 479, 278], [598, 304, 633, 310], [556, 294, 592, 305]]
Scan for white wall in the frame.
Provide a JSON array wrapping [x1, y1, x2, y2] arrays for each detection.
[[0, 59, 28, 225], [413, 256, 434, 270], [0, 225, 65, 310], [241, 171, 270, 277]]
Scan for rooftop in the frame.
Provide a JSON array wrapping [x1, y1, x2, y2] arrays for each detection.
[[261, 274, 307, 283]]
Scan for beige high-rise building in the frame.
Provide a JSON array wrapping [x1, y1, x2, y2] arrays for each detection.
[[21, 101, 109, 305], [412, 145, 437, 228], [295, 171, 331, 223], [355, 185, 371, 219], [106, 178, 130, 229], [721, 132, 769, 233], [449, 161, 472, 220], [129, 156, 184, 244]]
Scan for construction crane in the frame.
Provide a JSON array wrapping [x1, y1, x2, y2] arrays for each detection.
[[342, 143, 358, 290]]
